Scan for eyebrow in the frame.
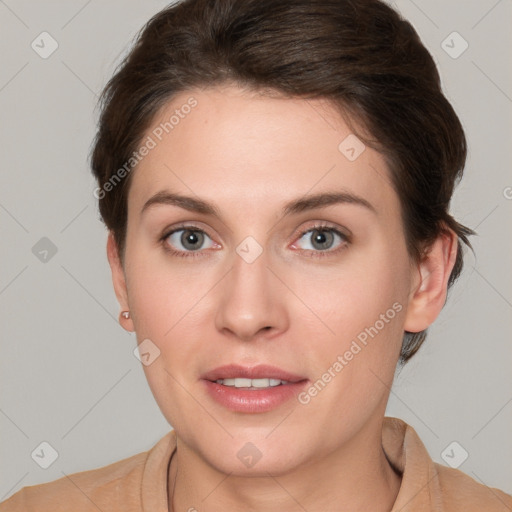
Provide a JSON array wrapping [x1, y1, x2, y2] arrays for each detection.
[[140, 189, 377, 218]]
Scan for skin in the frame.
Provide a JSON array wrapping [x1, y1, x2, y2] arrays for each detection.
[[107, 84, 457, 512]]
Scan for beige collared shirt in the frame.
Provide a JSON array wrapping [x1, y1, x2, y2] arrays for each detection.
[[1, 417, 510, 511]]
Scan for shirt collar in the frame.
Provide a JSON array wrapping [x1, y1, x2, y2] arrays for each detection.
[[383, 417, 443, 511]]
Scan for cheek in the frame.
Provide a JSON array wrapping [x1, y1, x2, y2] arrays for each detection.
[[288, 248, 410, 391], [129, 259, 211, 427], [298, 248, 407, 333], [126, 250, 212, 335], [126, 253, 219, 372]]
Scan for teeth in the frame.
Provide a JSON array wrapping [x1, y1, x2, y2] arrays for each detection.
[[215, 378, 289, 388]]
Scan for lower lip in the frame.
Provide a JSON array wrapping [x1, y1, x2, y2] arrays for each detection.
[[202, 380, 309, 413]]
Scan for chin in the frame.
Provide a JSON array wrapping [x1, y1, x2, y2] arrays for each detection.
[[199, 433, 307, 477]]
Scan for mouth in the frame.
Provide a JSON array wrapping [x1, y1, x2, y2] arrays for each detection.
[[201, 363, 307, 383], [201, 364, 309, 413], [212, 377, 293, 389]]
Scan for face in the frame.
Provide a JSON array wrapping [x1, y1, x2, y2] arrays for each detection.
[[109, 84, 422, 476]]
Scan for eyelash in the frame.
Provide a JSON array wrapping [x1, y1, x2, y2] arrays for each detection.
[[159, 222, 350, 260]]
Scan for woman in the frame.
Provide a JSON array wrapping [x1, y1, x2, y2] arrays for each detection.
[[1, 0, 510, 510]]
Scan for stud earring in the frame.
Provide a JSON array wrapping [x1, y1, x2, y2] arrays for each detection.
[[121, 311, 130, 319]]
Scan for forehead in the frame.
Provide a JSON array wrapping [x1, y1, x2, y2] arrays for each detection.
[[127, 84, 397, 218]]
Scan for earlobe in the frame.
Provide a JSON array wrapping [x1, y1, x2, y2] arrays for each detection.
[[106, 232, 134, 332], [403, 229, 458, 333]]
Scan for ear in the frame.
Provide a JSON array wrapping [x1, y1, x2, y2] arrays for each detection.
[[106, 231, 134, 332], [403, 229, 458, 333]]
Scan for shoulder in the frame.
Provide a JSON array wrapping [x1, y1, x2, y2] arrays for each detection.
[[433, 462, 512, 511], [0, 450, 149, 512]]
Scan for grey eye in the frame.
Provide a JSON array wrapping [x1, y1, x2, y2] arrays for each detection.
[[167, 229, 214, 252], [296, 229, 344, 251]]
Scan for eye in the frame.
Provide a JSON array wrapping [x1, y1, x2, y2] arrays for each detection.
[[163, 227, 217, 254], [293, 225, 349, 254]]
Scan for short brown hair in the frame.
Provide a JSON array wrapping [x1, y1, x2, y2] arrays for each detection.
[[90, 0, 474, 364]]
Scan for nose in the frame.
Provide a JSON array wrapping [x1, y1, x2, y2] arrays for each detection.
[[215, 243, 289, 342]]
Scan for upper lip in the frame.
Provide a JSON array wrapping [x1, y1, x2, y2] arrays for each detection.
[[201, 364, 307, 383]]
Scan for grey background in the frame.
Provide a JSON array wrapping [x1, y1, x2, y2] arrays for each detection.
[[1, 0, 511, 501]]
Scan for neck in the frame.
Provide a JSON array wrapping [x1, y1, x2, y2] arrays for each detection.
[[168, 419, 402, 512]]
